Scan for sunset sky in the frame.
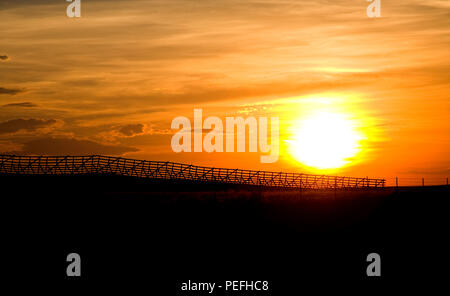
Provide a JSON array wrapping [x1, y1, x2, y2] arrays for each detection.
[[1, 0, 449, 184]]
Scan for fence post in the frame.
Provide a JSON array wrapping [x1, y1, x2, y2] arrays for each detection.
[[334, 176, 337, 199], [299, 177, 302, 198], [396, 177, 398, 188], [422, 178, 424, 187]]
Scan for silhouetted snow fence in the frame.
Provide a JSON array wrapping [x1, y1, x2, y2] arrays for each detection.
[[0, 155, 386, 189]]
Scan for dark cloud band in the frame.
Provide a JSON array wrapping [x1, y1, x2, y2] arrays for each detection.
[[9, 137, 138, 156], [0, 87, 22, 95], [0, 118, 57, 134], [2, 102, 38, 108]]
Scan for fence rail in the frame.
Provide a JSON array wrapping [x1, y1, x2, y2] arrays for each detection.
[[0, 155, 385, 189], [385, 177, 449, 187]]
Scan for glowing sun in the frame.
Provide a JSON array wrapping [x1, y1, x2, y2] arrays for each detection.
[[288, 111, 364, 170]]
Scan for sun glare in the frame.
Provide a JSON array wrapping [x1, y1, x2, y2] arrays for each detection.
[[287, 111, 364, 170]]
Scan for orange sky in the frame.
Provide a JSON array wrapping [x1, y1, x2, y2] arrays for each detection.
[[0, 0, 449, 185]]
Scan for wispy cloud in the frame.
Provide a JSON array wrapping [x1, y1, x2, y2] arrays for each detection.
[[0, 87, 22, 95], [6, 137, 139, 156], [0, 118, 57, 134], [118, 124, 144, 137], [2, 102, 38, 108]]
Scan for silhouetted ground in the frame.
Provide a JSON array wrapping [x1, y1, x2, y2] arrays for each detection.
[[2, 174, 449, 292]]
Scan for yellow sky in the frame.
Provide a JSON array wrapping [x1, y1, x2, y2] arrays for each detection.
[[0, 0, 449, 184]]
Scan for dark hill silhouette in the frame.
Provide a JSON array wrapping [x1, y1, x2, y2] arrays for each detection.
[[1, 157, 449, 289]]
